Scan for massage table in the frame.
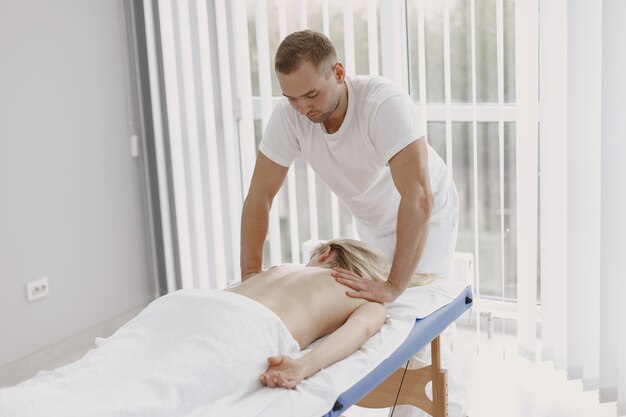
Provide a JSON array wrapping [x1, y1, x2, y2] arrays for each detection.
[[325, 285, 473, 417]]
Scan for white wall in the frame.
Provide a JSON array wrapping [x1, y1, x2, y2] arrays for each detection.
[[0, 0, 155, 368]]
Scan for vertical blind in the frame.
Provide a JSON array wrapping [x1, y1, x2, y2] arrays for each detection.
[[539, 0, 626, 414], [598, 0, 624, 412], [145, 0, 243, 289]]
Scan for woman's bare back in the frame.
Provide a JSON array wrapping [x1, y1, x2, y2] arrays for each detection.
[[226, 265, 368, 349]]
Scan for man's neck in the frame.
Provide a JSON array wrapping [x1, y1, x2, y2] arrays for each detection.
[[322, 83, 349, 134]]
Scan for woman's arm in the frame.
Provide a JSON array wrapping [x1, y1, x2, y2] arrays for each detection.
[[261, 302, 387, 388]]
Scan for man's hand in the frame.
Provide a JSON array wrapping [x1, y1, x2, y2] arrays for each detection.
[[331, 267, 400, 303], [260, 356, 307, 389]]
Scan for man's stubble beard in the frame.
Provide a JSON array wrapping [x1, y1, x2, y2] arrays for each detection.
[[307, 86, 341, 125]]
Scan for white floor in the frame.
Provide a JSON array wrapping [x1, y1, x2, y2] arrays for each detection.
[[2, 318, 619, 417], [344, 322, 618, 417]]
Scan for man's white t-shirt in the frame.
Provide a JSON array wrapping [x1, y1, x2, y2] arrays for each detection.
[[259, 75, 458, 265]]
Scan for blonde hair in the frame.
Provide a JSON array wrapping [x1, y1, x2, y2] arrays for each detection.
[[309, 239, 440, 287]]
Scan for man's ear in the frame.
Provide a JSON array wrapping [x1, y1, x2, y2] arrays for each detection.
[[333, 62, 345, 83]]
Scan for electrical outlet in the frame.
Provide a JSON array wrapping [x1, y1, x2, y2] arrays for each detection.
[[26, 277, 50, 302]]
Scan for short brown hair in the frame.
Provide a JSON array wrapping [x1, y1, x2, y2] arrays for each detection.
[[275, 30, 337, 75]]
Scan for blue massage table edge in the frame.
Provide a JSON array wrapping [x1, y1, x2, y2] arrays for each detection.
[[324, 285, 474, 417]]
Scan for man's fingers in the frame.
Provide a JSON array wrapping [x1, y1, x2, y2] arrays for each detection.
[[336, 274, 374, 288], [335, 276, 359, 286], [332, 266, 359, 277], [334, 274, 358, 283], [333, 268, 386, 302], [347, 289, 380, 301], [331, 270, 355, 279], [333, 271, 366, 285], [346, 289, 369, 297]]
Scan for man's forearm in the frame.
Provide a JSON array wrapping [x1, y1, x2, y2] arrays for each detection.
[[240, 196, 270, 280], [387, 195, 432, 297]]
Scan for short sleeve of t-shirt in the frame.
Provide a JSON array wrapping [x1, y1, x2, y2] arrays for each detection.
[[370, 93, 425, 165], [258, 101, 301, 167]]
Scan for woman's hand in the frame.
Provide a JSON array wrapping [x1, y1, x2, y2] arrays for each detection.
[[260, 356, 307, 389], [331, 267, 400, 303]]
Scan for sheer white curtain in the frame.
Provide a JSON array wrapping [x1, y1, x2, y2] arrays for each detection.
[[538, 0, 626, 414]]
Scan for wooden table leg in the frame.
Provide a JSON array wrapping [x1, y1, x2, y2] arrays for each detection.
[[356, 336, 449, 417], [431, 336, 448, 417]]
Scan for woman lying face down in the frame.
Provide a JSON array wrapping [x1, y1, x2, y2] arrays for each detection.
[[0, 239, 439, 417], [226, 238, 391, 389]]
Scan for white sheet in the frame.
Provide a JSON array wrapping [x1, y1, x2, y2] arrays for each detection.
[[0, 279, 467, 417], [0, 290, 300, 417]]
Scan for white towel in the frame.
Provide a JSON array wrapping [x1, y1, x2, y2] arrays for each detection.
[[0, 289, 299, 417]]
